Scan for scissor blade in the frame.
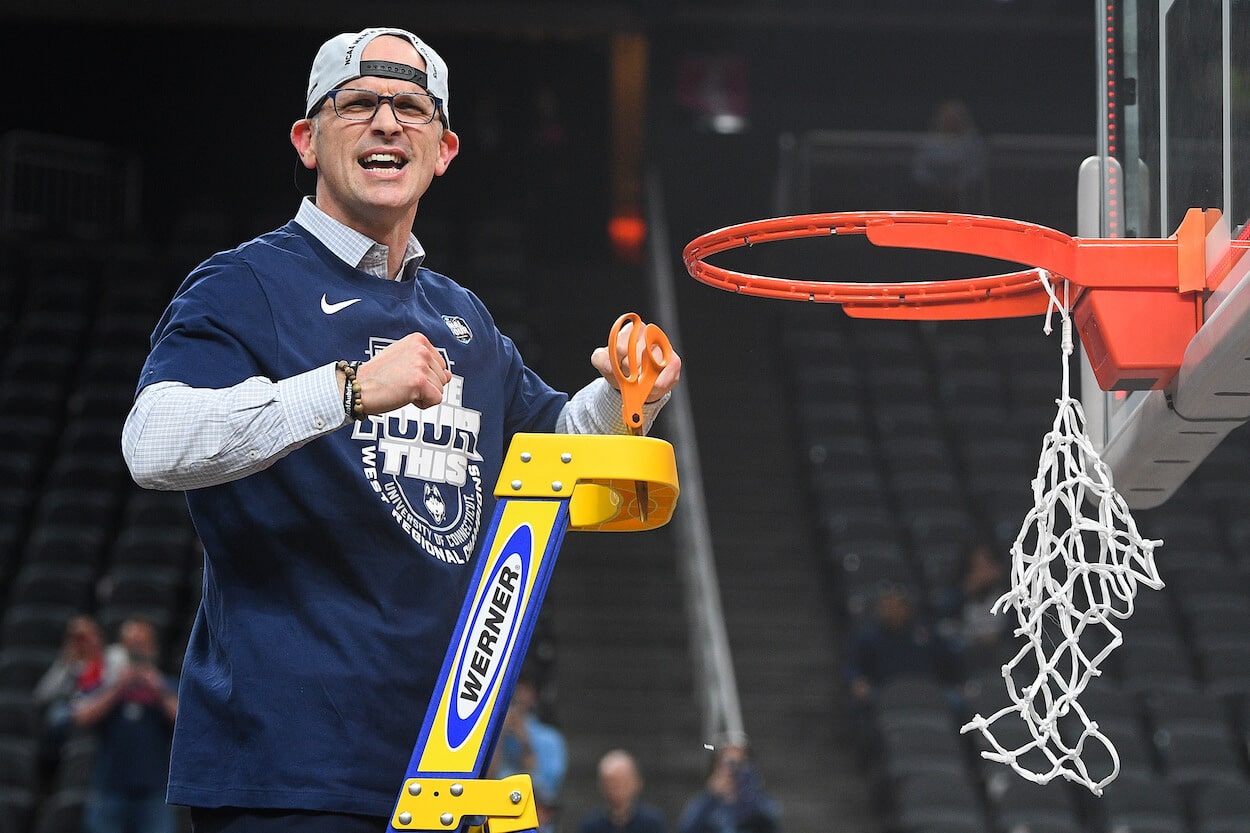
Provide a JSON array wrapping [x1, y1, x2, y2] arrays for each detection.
[[636, 480, 649, 522]]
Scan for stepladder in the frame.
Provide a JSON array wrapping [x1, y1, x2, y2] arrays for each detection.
[[387, 431, 680, 833]]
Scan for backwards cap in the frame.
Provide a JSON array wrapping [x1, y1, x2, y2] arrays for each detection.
[[305, 27, 450, 125]]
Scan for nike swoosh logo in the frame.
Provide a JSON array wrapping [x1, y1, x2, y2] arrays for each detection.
[[321, 294, 362, 314]]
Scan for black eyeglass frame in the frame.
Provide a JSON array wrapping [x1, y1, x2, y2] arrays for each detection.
[[319, 88, 445, 126]]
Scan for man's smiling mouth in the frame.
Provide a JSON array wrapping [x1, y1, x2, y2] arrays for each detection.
[[360, 152, 407, 170]]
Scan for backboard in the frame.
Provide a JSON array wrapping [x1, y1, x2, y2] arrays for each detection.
[[1079, 0, 1249, 508]]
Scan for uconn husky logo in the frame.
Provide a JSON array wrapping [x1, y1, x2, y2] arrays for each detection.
[[446, 525, 531, 749]]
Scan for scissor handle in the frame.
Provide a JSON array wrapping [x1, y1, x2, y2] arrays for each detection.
[[608, 313, 674, 432]]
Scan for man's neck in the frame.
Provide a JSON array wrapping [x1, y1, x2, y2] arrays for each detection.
[[313, 196, 416, 278]]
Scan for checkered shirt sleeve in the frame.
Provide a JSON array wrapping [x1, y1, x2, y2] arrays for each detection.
[[122, 363, 346, 491]]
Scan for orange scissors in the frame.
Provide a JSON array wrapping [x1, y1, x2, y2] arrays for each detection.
[[607, 312, 674, 521]]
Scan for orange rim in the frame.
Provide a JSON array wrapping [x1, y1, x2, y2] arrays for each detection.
[[682, 210, 1207, 320]]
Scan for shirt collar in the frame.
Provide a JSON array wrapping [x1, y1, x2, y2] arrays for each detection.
[[293, 197, 426, 280]]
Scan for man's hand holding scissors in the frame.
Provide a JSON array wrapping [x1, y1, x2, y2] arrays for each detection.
[[590, 313, 682, 431], [591, 313, 681, 522]]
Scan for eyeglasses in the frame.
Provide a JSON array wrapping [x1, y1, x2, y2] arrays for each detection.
[[324, 88, 442, 126]]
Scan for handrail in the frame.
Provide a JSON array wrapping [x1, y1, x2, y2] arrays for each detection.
[[643, 169, 746, 747]]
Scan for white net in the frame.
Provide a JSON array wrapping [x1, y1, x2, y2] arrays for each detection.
[[959, 276, 1164, 795]]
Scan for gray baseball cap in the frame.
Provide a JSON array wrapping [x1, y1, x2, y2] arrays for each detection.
[[305, 27, 450, 126]]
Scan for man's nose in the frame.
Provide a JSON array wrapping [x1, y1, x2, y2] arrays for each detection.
[[370, 98, 404, 132]]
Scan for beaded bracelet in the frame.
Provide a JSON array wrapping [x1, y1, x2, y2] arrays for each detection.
[[337, 360, 364, 421]]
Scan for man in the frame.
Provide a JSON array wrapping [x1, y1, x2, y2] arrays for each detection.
[[677, 742, 778, 833], [121, 27, 680, 833], [578, 749, 667, 833], [844, 584, 960, 705], [74, 619, 179, 833], [33, 615, 105, 773], [489, 671, 568, 831]]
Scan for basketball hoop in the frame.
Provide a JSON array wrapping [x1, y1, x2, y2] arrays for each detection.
[[683, 212, 1055, 317], [681, 210, 1208, 793], [683, 210, 1214, 303], [684, 208, 1220, 390]]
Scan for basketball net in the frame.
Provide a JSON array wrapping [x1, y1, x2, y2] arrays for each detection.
[[959, 275, 1164, 795]]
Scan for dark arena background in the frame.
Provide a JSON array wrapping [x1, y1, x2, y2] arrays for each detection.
[[3, 2, 1250, 833]]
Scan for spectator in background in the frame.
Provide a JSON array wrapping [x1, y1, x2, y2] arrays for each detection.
[[935, 540, 1011, 674], [911, 98, 988, 212], [33, 615, 105, 770], [578, 749, 667, 833], [489, 670, 568, 832], [74, 618, 178, 833], [677, 740, 778, 833], [844, 585, 962, 757], [845, 584, 962, 707]]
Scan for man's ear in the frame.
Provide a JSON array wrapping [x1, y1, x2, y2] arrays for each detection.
[[291, 118, 318, 170], [435, 128, 460, 176]]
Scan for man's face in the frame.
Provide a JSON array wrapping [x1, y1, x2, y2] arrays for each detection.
[[710, 746, 746, 796], [121, 621, 158, 663], [68, 617, 101, 658], [599, 759, 640, 811], [291, 35, 459, 237]]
